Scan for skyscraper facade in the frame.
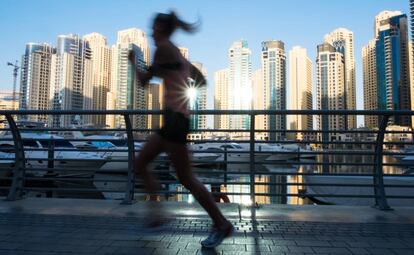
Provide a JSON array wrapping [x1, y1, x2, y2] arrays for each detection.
[[362, 39, 378, 128], [83, 33, 111, 127], [177, 48, 207, 134], [147, 82, 164, 130], [178, 47, 189, 60], [376, 13, 411, 126], [316, 43, 346, 143], [252, 68, 268, 140], [108, 42, 146, 129], [214, 68, 229, 130], [0, 91, 19, 128], [228, 40, 252, 132], [324, 28, 356, 130], [19, 43, 55, 122], [374, 10, 403, 37], [410, 41, 414, 127], [410, 1, 414, 127], [288, 46, 313, 141], [117, 28, 150, 65], [261, 40, 286, 141], [190, 61, 208, 133], [50, 34, 92, 127], [107, 28, 148, 129]]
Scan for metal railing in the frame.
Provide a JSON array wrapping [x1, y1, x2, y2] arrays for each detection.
[[0, 109, 413, 211]]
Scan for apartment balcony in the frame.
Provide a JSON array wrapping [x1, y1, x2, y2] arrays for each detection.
[[0, 109, 413, 254]]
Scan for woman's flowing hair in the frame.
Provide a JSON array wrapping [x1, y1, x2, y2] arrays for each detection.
[[153, 11, 200, 36]]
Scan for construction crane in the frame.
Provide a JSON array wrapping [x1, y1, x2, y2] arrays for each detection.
[[7, 61, 20, 109]]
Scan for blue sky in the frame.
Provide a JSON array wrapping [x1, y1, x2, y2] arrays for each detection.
[[0, 0, 410, 125]]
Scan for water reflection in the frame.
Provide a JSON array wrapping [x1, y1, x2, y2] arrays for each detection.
[[168, 154, 405, 205]]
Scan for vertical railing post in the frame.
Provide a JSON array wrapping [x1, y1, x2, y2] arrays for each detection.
[[5, 114, 26, 201], [47, 140, 55, 173], [249, 112, 256, 211], [373, 114, 392, 210], [46, 140, 55, 198], [223, 146, 228, 187], [121, 114, 135, 205]]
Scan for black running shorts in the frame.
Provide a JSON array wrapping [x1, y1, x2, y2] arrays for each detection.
[[157, 108, 190, 144]]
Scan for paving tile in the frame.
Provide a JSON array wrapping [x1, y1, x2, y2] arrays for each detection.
[[287, 246, 315, 253], [177, 249, 198, 255], [391, 249, 414, 255], [312, 247, 352, 254], [345, 247, 371, 255], [145, 241, 170, 248], [365, 248, 397, 255], [295, 240, 331, 247], [218, 244, 246, 251], [111, 246, 154, 255], [346, 241, 372, 248], [0, 211, 412, 255], [245, 244, 271, 251], [152, 247, 180, 255]]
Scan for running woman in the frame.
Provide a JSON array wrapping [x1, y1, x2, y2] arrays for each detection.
[[130, 11, 234, 248]]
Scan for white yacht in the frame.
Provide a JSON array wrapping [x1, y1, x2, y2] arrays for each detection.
[[190, 142, 307, 163], [71, 132, 220, 171], [276, 144, 316, 160], [0, 129, 107, 176]]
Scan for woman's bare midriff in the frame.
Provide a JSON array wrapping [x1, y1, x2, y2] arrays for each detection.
[[161, 60, 191, 117]]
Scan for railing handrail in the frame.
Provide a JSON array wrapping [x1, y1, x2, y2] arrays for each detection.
[[1, 109, 413, 210], [0, 109, 413, 116]]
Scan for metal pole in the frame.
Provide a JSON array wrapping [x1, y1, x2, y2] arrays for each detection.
[[47, 140, 55, 172], [12, 63, 18, 110], [224, 146, 228, 187], [45, 140, 55, 198], [373, 114, 392, 210], [7, 61, 20, 110], [121, 114, 135, 205], [249, 112, 256, 212], [5, 114, 26, 201]]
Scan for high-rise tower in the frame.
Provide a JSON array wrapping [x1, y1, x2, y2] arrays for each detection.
[[252, 68, 267, 140], [190, 61, 208, 133], [261, 40, 286, 141], [117, 28, 150, 65], [147, 82, 164, 130], [50, 34, 92, 127], [362, 39, 378, 128], [316, 43, 346, 143], [410, 1, 414, 127], [20, 43, 55, 122], [376, 13, 411, 126], [214, 68, 229, 131], [289, 46, 313, 141], [228, 40, 252, 133], [107, 29, 148, 129], [324, 28, 356, 129], [83, 33, 111, 127], [374, 10, 403, 37]]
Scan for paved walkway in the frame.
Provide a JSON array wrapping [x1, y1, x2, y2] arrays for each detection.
[[0, 198, 414, 255]]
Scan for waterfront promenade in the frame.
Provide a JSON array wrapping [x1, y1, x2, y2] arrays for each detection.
[[0, 198, 413, 255]]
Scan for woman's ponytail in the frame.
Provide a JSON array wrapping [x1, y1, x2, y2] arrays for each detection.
[[170, 11, 199, 33]]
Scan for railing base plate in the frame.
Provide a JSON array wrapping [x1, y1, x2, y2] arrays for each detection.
[[120, 200, 137, 205], [371, 204, 393, 211], [4, 197, 24, 202]]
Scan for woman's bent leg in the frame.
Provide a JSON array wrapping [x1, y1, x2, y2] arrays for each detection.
[[166, 142, 231, 228], [134, 134, 164, 200]]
